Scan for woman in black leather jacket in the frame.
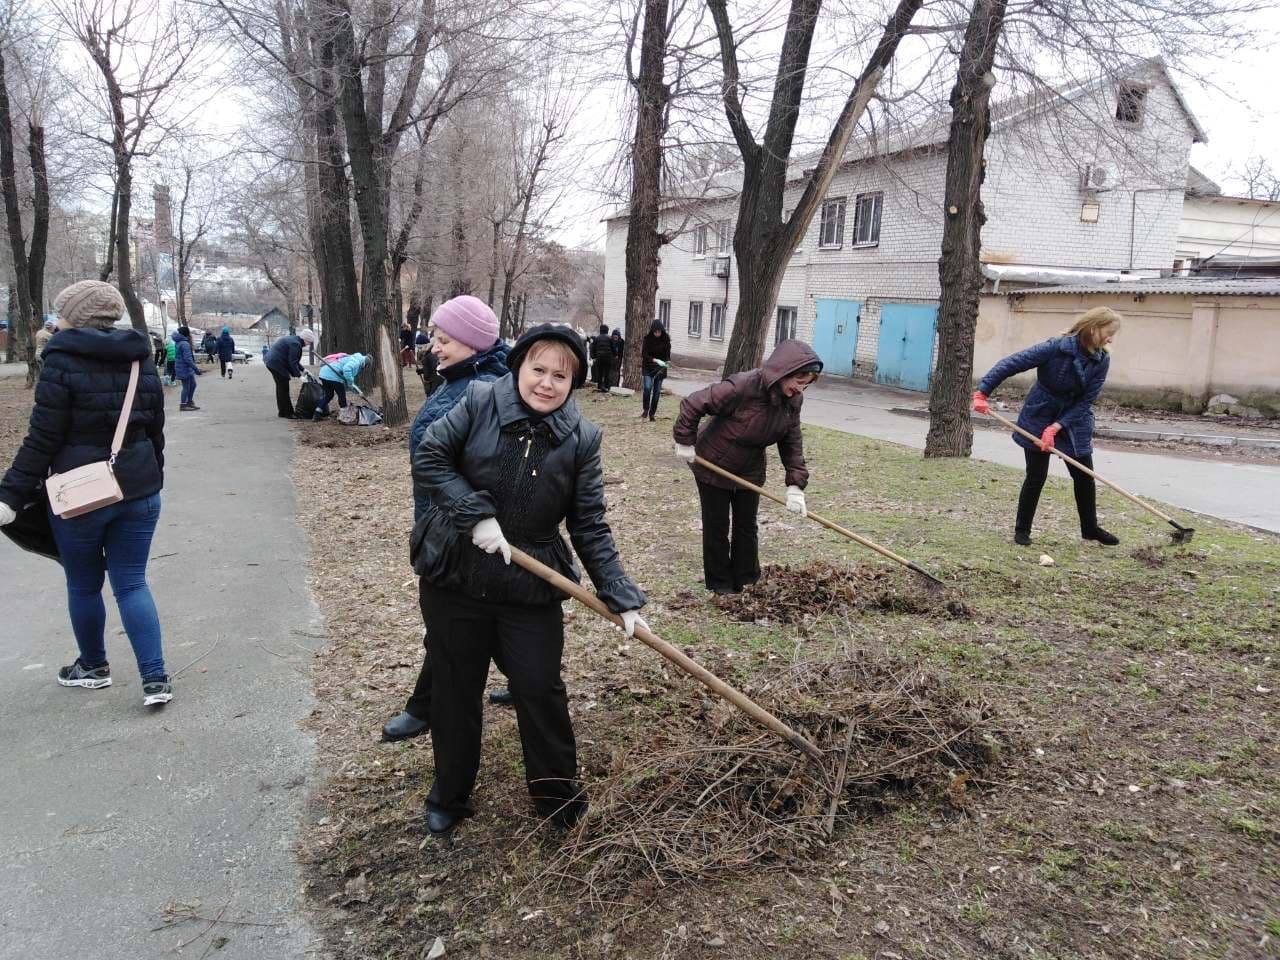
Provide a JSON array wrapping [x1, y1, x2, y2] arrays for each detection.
[[411, 323, 647, 835]]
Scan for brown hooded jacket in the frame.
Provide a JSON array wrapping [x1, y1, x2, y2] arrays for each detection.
[[673, 339, 821, 490]]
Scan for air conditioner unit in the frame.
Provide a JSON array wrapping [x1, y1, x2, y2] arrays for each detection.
[[1081, 163, 1118, 193], [710, 256, 731, 278]]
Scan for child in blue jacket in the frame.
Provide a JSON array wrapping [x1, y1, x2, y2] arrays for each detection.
[[973, 307, 1122, 547]]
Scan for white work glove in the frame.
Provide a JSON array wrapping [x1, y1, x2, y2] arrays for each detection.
[[619, 609, 649, 638], [785, 485, 807, 518], [471, 517, 511, 564], [0, 503, 15, 526], [674, 443, 695, 462]]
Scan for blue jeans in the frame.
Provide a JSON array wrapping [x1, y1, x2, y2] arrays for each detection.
[[48, 493, 166, 680], [179, 376, 197, 405], [642, 371, 666, 417]]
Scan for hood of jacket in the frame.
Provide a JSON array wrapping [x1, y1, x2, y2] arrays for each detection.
[[441, 341, 511, 384], [45, 327, 153, 362], [761, 339, 822, 389], [491, 371, 581, 444], [171, 329, 188, 345], [344, 353, 369, 377]]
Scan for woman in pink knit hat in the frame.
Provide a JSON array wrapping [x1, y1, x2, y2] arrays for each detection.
[[382, 295, 511, 743]]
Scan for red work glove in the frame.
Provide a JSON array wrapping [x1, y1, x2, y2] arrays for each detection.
[[1038, 423, 1061, 452], [971, 390, 990, 415]]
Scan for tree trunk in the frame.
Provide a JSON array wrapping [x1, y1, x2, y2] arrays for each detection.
[[26, 120, 49, 326], [327, 0, 406, 425], [488, 219, 500, 307], [0, 51, 36, 384], [924, 0, 1007, 458], [314, 27, 361, 355], [621, 0, 672, 391], [100, 185, 119, 281], [113, 161, 148, 333]]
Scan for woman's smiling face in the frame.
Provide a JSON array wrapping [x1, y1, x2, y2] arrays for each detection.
[[517, 341, 577, 413]]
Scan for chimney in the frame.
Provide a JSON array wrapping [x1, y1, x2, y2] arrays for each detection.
[[153, 184, 174, 250]]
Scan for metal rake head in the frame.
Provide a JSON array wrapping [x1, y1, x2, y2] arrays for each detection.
[[1170, 524, 1196, 545]]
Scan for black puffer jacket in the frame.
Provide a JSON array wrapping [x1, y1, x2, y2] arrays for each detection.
[[411, 375, 645, 613], [0, 327, 165, 511]]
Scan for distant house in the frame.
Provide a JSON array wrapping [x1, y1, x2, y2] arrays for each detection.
[[1176, 167, 1280, 275], [604, 58, 1205, 391], [250, 307, 291, 335]]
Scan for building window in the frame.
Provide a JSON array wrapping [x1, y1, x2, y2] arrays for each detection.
[[693, 224, 708, 257], [848, 192, 882, 247], [709, 302, 725, 340], [715, 219, 731, 254], [688, 302, 702, 338], [775, 306, 797, 345], [819, 197, 845, 248], [1115, 82, 1146, 124], [657, 299, 670, 327]]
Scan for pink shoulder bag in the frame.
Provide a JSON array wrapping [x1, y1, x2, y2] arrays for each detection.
[[46, 360, 140, 519]]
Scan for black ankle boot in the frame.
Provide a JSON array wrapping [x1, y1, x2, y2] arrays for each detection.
[[382, 711, 429, 741], [1013, 530, 1032, 546], [426, 808, 460, 835], [1083, 526, 1119, 546]]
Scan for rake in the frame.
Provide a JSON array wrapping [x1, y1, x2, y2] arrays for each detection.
[[985, 410, 1195, 544]]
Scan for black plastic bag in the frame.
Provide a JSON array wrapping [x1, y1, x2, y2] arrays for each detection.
[[295, 375, 324, 419], [1, 495, 60, 565]]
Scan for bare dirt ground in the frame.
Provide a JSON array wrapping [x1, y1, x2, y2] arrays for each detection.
[[288, 380, 1278, 960]]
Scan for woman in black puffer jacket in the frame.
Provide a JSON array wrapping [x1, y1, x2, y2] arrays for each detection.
[[411, 323, 647, 835], [0, 281, 172, 708]]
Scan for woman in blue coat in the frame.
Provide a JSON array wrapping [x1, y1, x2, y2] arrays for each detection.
[[382, 295, 510, 743], [972, 307, 1122, 547], [216, 327, 236, 379], [172, 326, 204, 412]]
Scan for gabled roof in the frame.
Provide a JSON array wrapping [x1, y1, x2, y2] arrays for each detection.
[[606, 58, 1206, 222], [1186, 165, 1222, 197]]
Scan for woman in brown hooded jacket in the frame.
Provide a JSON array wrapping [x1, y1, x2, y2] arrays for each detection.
[[673, 340, 822, 594]]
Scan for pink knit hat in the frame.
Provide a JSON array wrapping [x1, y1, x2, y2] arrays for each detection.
[[429, 295, 499, 351]]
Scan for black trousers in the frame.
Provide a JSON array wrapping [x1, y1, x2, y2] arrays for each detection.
[[592, 357, 612, 391], [219, 358, 229, 377], [318, 381, 347, 413], [270, 369, 293, 417], [421, 583, 584, 824], [696, 479, 761, 593], [1018, 448, 1098, 535], [405, 641, 432, 721]]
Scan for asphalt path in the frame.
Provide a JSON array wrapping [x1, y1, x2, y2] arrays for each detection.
[[0, 362, 322, 959], [665, 373, 1280, 534]]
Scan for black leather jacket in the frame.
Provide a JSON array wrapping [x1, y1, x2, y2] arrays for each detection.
[[411, 375, 645, 613]]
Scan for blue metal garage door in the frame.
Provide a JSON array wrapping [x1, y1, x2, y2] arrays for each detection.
[[812, 298, 860, 378], [875, 303, 937, 391]]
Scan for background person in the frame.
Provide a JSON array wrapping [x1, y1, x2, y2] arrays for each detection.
[[263, 328, 319, 419], [0, 280, 172, 707], [639, 318, 670, 421], [315, 352, 369, 421], [383, 295, 510, 743], [609, 328, 624, 388], [590, 323, 612, 392], [973, 307, 1122, 547], [173, 326, 204, 412], [217, 326, 236, 379], [673, 340, 822, 595], [410, 323, 647, 835]]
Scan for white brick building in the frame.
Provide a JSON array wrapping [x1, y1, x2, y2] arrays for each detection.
[[603, 60, 1204, 390]]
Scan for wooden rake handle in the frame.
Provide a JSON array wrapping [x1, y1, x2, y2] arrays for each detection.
[[984, 410, 1178, 525], [507, 546, 824, 761], [693, 456, 942, 586]]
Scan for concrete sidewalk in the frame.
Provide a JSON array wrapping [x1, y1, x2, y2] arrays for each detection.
[[665, 371, 1280, 534], [0, 365, 322, 958]]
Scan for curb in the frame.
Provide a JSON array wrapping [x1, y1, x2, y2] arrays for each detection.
[[887, 407, 1280, 450]]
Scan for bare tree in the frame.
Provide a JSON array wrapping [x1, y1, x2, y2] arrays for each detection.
[[709, 0, 926, 375], [56, 0, 205, 333], [1231, 155, 1280, 201]]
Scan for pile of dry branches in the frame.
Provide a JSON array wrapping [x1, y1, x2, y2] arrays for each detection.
[[533, 654, 1000, 902], [713, 562, 972, 624]]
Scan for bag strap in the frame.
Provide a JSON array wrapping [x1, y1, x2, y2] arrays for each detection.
[[109, 361, 141, 463]]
